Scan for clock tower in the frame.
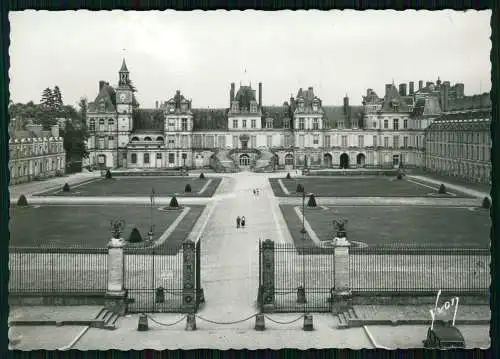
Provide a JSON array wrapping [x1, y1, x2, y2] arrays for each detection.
[[116, 59, 133, 167]]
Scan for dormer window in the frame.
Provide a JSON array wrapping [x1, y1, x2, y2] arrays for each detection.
[[181, 103, 187, 111], [266, 119, 273, 129], [312, 118, 319, 130], [250, 102, 257, 112], [232, 102, 239, 111], [283, 119, 290, 129], [298, 100, 304, 109]]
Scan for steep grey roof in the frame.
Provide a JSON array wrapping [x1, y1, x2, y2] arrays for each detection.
[[234, 86, 257, 111], [381, 84, 412, 113], [412, 97, 442, 117], [133, 109, 164, 130], [427, 109, 491, 132], [262, 106, 292, 128], [192, 108, 228, 130], [447, 93, 491, 111], [88, 83, 116, 113]]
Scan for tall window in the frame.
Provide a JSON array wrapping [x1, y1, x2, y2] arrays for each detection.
[[206, 135, 215, 148], [232, 136, 238, 148], [324, 135, 331, 148], [299, 135, 305, 147], [251, 119, 256, 128], [358, 135, 364, 147], [242, 120, 247, 129], [181, 135, 188, 148], [284, 135, 292, 147], [233, 119, 238, 128], [193, 134, 202, 148], [108, 119, 114, 129], [99, 119, 105, 131], [168, 153, 175, 164], [131, 153, 137, 164], [373, 135, 377, 147], [144, 153, 150, 164], [108, 136, 114, 149], [312, 118, 319, 130], [403, 136, 408, 148], [267, 135, 272, 147], [283, 119, 290, 129], [89, 119, 95, 131], [313, 135, 319, 145], [266, 119, 273, 129], [218, 135, 226, 148], [98, 137, 105, 149], [156, 153, 162, 160], [393, 119, 399, 130], [393, 135, 399, 148], [372, 121, 377, 128], [383, 119, 389, 129], [299, 118, 305, 130], [384, 137, 389, 148], [168, 135, 175, 148], [251, 136, 257, 148], [181, 118, 188, 131], [341, 136, 347, 147]]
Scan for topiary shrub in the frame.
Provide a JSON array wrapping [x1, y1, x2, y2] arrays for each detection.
[[105, 169, 112, 179], [438, 184, 446, 194], [286, 172, 291, 179], [296, 184, 304, 193], [169, 196, 179, 208], [199, 172, 205, 179], [185, 184, 192, 193], [397, 173, 403, 180], [17, 194, 28, 206], [482, 197, 491, 209], [62, 183, 70, 192], [128, 227, 143, 243], [307, 194, 317, 207]]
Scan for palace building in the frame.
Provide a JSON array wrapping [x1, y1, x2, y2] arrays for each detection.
[[84, 60, 491, 181]]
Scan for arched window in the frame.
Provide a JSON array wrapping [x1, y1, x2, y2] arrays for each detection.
[[131, 153, 137, 163], [156, 136, 164, 142], [131, 137, 139, 141], [144, 153, 150, 164], [108, 119, 115, 127], [144, 137, 152, 141], [285, 153, 294, 166], [89, 119, 96, 131]]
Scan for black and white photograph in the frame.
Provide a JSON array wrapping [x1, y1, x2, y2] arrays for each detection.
[[7, 9, 492, 350]]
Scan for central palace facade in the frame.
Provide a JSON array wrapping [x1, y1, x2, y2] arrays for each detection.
[[84, 60, 491, 183]]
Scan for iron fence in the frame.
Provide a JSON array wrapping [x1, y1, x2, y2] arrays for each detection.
[[349, 246, 491, 293], [124, 245, 185, 313], [9, 246, 108, 294], [270, 243, 336, 313]]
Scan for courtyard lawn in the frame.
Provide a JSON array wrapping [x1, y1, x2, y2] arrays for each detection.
[[280, 205, 491, 249], [9, 204, 205, 250], [36, 176, 222, 198], [269, 176, 472, 198]]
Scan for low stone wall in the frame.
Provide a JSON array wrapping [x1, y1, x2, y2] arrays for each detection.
[[9, 292, 106, 306], [306, 169, 400, 176], [108, 170, 186, 177]]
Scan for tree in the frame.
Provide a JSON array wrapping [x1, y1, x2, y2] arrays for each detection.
[[62, 120, 89, 162], [40, 88, 54, 110], [438, 184, 446, 194], [52, 86, 63, 113], [78, 97, 88, 126]]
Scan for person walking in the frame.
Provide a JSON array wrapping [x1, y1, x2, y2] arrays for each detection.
[[241, 216, 246, 228], [236, 216, 241, 229]]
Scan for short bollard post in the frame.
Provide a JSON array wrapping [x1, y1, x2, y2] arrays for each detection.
[[156, 287, 165, 303], [198, 288, 205, 304], [185, 313, 197, 331], [297, 286, 306, 303], [254, 314, 266, 331], [303, 313, 314, 331], [137, 313, 149, 331]]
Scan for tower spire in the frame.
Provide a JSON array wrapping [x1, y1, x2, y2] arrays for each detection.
[[120, 58, 129, 73]]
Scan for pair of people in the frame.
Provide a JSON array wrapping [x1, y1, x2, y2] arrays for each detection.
[[236, 216, 246, 228], [253, 188, 260, 196]]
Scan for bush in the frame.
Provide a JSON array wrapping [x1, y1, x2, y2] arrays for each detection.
[[199, 172, 205, 179], [62, 183, 70, 192], [185, 184, 192, 193], [296, 184, 304, 193], [17, 194, 28, 206], [286, 172, 291, 179], [397, 173, 403, 180], [438, 184, 446, 194], [128, 227, 143, 243], [307, 194, 317, 207], [482, 197, 491, 209], [105, 169, 112, 179], [169, 196, 179, 208]]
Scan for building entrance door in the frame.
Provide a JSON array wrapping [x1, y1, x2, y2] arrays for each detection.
[[239, 154, 251, 170]]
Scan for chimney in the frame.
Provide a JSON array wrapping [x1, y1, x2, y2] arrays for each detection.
[[51, 124, 60, 138], [456, 83, 464, 98], [230, 83, 235, 104], [258, 82, 262, 108], [343, 95, 349, 116], [409, 81, 414, 95], [418, 80, 423, 90], [99, 80, 106, 91], [426, 81, 432, 88], [385, 84, 392, 97], [399, 84, 407, 97], [155, 101, 158, 109]]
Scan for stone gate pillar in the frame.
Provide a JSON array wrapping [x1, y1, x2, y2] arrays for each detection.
[[331, 235, 352, 313], [182, 240, 196, 313], [105, 236, 127, 313], [261, 239, 276, 311]]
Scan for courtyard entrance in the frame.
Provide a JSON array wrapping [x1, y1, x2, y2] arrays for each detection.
[[323, 153, 333, 168], [339, 153, 349, 169], [356, 153, 365, 167], [239, 153, 251, 169]]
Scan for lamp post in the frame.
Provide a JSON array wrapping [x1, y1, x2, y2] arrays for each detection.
[[182, 153, 187, 169], [298, 185, 307, 304], [148, 188, 156, 241]]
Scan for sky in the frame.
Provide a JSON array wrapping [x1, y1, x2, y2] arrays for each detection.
[[9, 10, 492, 109]]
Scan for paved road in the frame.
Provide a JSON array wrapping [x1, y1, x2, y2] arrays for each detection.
[[197, 171, 292, 322]]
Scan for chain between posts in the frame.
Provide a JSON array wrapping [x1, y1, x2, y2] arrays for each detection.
[[145, 314, 187, 327], [144, 313, 307, 327]]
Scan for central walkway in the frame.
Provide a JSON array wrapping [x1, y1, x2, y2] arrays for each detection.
[[198, 171, 291, 320]]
